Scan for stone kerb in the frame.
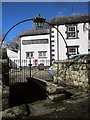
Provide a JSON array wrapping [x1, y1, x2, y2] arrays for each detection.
[[53, 56, 90, 92]]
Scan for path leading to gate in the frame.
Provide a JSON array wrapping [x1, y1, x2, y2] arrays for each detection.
[[9, 69, 53, 84]]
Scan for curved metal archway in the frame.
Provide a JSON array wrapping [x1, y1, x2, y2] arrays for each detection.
[[2, 18, 33, 45], [2, 14, 69, 82], [2, 15, 68, 58]]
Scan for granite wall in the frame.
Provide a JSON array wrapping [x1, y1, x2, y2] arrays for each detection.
[[53, 55, 90, 92]]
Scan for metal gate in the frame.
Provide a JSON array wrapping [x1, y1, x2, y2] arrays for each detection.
[[9, 59, 53, 84]]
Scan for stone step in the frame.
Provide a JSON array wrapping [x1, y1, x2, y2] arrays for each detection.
[[64, 86, 84, 95], [48, 94, 66, 102], [46, 85, 64, 94]]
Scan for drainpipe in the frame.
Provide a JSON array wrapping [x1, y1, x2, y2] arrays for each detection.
[[50, 28, 52, 66], [57, 25, 59, 84]]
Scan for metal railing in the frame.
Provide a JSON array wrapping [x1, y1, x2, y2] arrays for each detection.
[[9, 59, 53, 84]]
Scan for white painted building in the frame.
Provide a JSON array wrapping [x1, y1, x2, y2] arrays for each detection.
[[7, 14, 90, 67], [20, 29, 51, 66], [50, 14, 90, 60]]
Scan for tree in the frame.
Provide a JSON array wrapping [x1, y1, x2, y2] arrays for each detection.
[[0, 36, 8, 59], [9, 36, 20, 51]]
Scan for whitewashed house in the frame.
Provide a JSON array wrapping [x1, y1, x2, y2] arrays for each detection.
[[7, 14, 90, 67], [19, 29, 51, 66], [50, 14, 90, 60]]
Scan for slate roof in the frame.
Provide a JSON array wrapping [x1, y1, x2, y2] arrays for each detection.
[[20, 14, 90, 37], [20, 28, 50, 37], [50, 14, 90, 25]]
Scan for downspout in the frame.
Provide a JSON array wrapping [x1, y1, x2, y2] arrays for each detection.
[[50, 28, 52, 66], [57, 25, 59, 83]]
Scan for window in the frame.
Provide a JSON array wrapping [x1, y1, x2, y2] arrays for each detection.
[[68, 48, 76, 55], [67, 46, 79, 57], [38, 51, 47, 58], [66, 25, 78, 39], [26, 52, 34, 58]]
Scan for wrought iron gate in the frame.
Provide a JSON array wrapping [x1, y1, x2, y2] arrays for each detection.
[[9, 59, 53, 84]]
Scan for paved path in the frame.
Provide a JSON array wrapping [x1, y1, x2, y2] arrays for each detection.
[[32, 70, 53, 81], [9, 69, 53, 84]]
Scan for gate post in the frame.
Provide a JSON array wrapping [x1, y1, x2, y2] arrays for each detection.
[[29, 57, 32, 78]]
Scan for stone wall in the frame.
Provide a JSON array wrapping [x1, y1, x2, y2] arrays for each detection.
[[53, 55, 90, 92]]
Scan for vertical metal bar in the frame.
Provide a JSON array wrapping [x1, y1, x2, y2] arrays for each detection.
[[15, 59, 16, 83], [29, 57, 31, 78], [18, 59, 20, 83], [24, 59, 25, 82], [11, 59, 12, 84], [26, 59, 27, 81], [9, 59, 10, 84], [28, 59, 29, 77], [67, 46, 69, 59], [15, 59, 17, 83], [12, 60, 15, 83], [26, 59, 27, 78], [22, 59, 23, 82]]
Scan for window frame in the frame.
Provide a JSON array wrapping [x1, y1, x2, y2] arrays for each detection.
[[38, 51, 47, 58], [66, 46, 79, 57], [26, 52, 34, 58], [66, 24, 79, 39]]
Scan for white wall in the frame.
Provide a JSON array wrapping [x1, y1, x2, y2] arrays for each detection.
[[21, 34, 50, 66], [52, 23, 89, 60], [7, 48, 18, 58], [78, 23, 88, 54]]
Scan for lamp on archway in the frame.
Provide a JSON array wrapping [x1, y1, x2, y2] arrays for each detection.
[[33, 14, 46, 28]]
